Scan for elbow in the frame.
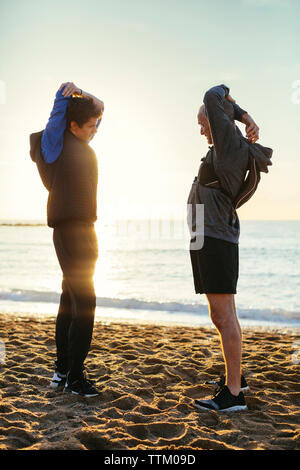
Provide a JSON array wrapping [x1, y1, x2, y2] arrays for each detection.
[[203, 90, 217, 112], [203, 90, 213, 105], [203, 85, 227, 106]]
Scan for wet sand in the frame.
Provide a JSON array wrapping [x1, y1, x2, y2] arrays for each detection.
[[0, 313, 299, 450]]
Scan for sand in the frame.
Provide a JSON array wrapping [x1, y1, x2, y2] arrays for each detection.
[[0, 313, 299, 451]]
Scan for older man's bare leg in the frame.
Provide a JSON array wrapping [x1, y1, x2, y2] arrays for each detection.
[[206, 293, 242, 396]]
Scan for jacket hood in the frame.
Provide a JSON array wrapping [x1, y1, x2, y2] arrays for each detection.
[[244, 138, 273, 174], [29, 130, 44, 162]]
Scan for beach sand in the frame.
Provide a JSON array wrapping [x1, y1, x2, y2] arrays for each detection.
[[0, 313, 299, 451]]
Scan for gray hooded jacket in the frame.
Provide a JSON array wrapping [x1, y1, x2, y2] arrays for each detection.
[[188, 85, 273, 244]]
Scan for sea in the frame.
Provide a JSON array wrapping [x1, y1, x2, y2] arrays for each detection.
[[0, 219, 299, 331]]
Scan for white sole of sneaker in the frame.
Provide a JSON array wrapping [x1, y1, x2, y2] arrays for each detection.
[[194, 403, 247, 412], [205, 383, 250, 392], [50, 382, 65, 389]]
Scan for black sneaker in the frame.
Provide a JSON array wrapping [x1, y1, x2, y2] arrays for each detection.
[[64, 372, 100, 397], [205, 375, 249, 391], [194, 385, 247, 412], [50, 370, 67, 389]]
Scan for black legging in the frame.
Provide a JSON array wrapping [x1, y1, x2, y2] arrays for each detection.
[[53, 221, 98, 381]]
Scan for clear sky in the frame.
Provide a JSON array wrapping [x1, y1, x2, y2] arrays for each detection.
[[0, 0, 299, 222]]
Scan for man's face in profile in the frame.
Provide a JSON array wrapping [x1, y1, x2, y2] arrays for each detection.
[[70, 116, 99, 143], [197, 102, 236, 146], [197, 106, 213, 145]]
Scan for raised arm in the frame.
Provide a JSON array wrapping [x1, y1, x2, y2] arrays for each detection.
[[204, 85, 259, 160], [232, 102, 247, 122], [41, 82, 104, 164], [226, 93, 259, 143], [203, 84, 242, 159], [204, 85, 259, 200], [41, 85, 71, 164], [241, 112, 259, 144], [60, 82, 104, 126]]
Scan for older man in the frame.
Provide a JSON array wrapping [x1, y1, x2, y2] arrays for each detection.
[[189, 84, 260, 412]]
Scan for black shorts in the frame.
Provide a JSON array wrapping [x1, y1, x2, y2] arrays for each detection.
[[189, 236, 239, 295]]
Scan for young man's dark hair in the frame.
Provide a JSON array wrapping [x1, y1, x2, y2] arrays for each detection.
[[66, 97, 100, 129]]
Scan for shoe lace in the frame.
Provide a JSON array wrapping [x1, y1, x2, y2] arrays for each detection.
[[78, 370, 95, 387], [213, 385, 226, 399]]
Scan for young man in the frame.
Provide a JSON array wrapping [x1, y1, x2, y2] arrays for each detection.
[[29, 82, 104, 397], [189, 84, 260, 412]]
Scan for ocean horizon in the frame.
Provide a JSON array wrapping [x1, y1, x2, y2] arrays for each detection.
[[0, 219, 299, 331]]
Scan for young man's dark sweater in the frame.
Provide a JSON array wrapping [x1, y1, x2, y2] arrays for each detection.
[[30, 128, 98, 228], [30, 120, 99, 381]]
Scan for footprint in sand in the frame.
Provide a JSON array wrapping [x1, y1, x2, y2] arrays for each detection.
[[156, 398, 177, 410], [126, 422, 186, 441], [110, 395, 140, 410]]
